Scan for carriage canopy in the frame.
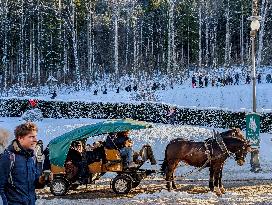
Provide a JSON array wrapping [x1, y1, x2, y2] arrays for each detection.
[[48, 119, 152, 167]]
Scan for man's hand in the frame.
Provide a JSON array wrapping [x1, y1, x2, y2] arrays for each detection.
[[39, 170, 53, 184]]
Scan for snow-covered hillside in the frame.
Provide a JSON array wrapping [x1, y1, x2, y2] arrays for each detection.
[[2, 80, 271, 113]]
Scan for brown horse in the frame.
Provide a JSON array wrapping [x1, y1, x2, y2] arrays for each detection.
[[161, 128, 251, 196]]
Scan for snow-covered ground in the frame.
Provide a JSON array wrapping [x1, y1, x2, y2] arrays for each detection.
[[36, 186, 272, 205]]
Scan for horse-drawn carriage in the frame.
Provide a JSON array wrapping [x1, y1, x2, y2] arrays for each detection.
[[47, 119, 156, 196], [46, 119, 252, 197]]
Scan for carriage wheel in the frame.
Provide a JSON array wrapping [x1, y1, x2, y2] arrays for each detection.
[[50, 178, 69, 196], [112, 175, 132, 194]]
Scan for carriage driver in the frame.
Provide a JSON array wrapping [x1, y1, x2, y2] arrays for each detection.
[[105, 131, 138, 168], [115, 131, 138, 168]]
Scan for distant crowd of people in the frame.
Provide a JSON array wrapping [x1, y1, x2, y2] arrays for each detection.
[[93, 82, 168, 96], [191, 73, 272, 88]]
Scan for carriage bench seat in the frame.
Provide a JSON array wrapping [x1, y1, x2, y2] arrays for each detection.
[[104, 148, 122, 161], [104, 148, 123, 172]]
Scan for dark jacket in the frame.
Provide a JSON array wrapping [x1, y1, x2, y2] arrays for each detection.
[[105, 134, 117, 149], [114, 136, 129, 149], [0, 140, 42, 205]]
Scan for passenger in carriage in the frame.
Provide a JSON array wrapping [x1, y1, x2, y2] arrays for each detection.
[[105, 131, 137, 168], [66, 141, 83, 164], [115, 131, 138, 168], [86, 141, 104, 163], [65, 141, 84, 182], [105, 132, 117, 149]]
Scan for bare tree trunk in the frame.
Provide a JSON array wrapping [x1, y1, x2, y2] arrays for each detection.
[[113, 3, 119, 78], [69, 1, 81, 89], [30, 23, 35, 83], [19, 0, 25, 88], [87, 2, 94, 83], [187, 22, 190, 72], [240, 3, 244, 66], [198, 2, 202, 69], [224, 0, 230, 68], [256, 0, 270, 68], [64, 37, 68, 84], [205, 1, 210, 67], [37, 0, 41, 85], [133, 17, 137, 73], [125, 18, 129, 69], [211, 18, 218, 68], [167, 0, 175, 76], [2, 0, 8, 89]]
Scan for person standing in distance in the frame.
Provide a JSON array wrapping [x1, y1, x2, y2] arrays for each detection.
[[0, 122, 47, 205], [0, 128, 10, 154]]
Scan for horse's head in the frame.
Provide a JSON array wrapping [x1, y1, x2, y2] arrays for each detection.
[[231, 128, 245, 140], [222, 128, 252, 166], [234, 139, 252, 166]]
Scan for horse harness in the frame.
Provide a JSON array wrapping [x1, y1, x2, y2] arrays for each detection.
[[204, 133, 234, 162], [168, 134, 230, 180], [168, 131, 248, 182], [204, 131, 249, 162]]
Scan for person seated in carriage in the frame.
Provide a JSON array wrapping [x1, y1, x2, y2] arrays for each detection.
[[65, 140, 90, 183], [85, 140, 104, 163], [105, 131, 138, 168], [66, 141, 83, 163], [105, 132, 117, 149], [116, 131, 138, 168], [73, 140, 105, 184]]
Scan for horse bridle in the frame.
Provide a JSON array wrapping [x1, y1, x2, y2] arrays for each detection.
[[213, 132, 249, 161]]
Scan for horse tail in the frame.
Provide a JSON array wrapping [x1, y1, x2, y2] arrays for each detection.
[[160, 144, 169, 175]]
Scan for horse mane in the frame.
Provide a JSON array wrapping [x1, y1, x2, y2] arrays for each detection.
[[219, 128, 247, 143]]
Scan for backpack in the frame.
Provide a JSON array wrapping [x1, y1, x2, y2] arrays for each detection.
[[0, 149, 16, 185]]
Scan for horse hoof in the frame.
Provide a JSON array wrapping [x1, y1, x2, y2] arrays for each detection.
[[220, 187, 226, 194], [214, 187, 222, 196]]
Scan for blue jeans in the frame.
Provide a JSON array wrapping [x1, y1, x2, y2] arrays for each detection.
[[120, 147, 133, 165]]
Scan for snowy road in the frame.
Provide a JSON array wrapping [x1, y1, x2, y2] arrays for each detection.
[[36, 178, 272, 205]]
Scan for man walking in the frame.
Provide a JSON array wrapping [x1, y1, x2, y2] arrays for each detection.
[[0, 122, 47, 205]]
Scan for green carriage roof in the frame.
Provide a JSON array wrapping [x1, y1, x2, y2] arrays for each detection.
[[48, 119, 152, 167]]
